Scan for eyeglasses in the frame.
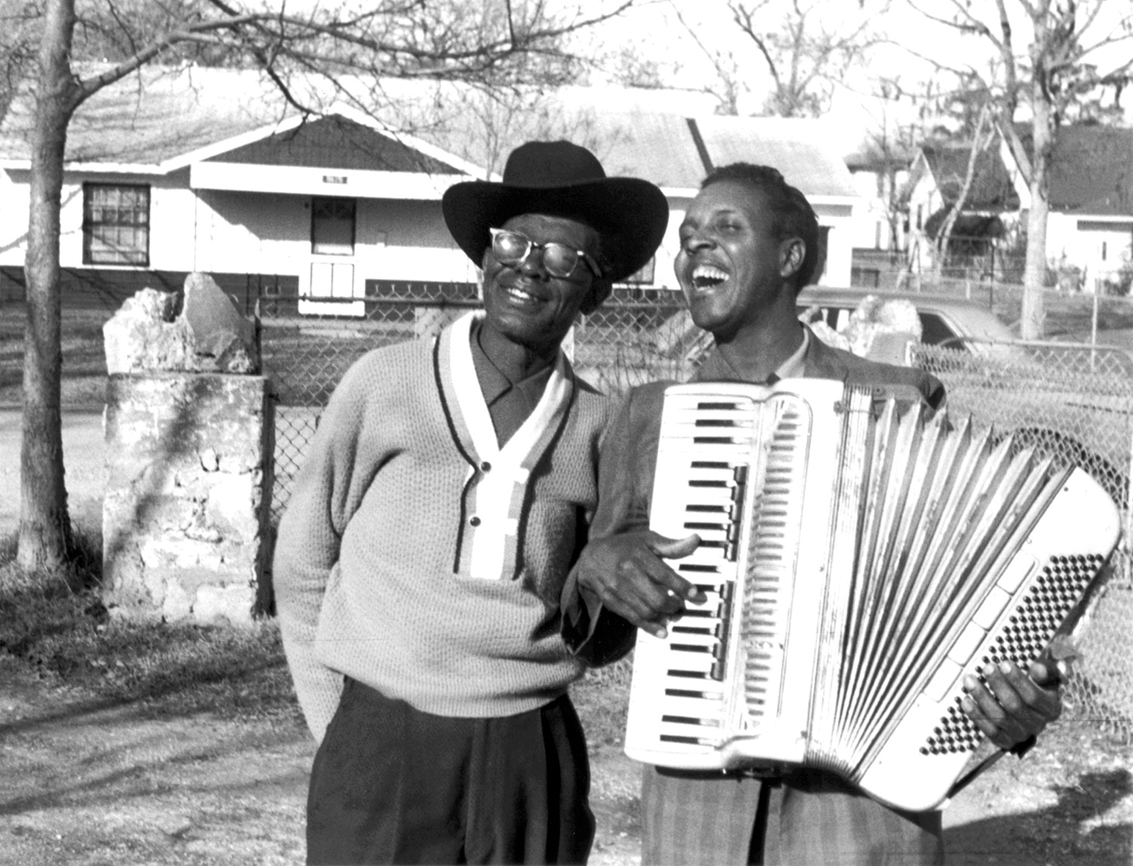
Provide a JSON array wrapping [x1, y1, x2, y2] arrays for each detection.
[[489, 228, 602, 280]]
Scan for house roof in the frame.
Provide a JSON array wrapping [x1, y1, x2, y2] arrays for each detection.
[[914, 140, 1020, 212], [0, 66, 277, 167], [0, 66, 481, 178], [693, 115, 859, 201], [1013, 123, 1133, 216], [211, 114, 462, 175], [0, 66, 859, 205], [844, 145, 917, 173]]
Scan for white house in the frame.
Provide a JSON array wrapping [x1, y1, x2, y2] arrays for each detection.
[[0, 68, 863, 311], [0, 68, 488, 312], [901, 123, 1133, 291], [902, 139, 1019, 279], [1001, 123, 1133, 292]]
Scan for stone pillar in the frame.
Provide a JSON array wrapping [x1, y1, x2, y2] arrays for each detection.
[[101, 274, 273, 625], [103, 374, 272, 624]]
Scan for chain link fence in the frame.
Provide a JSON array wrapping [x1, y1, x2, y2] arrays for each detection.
[[912, 340, 1133, 739], [259, 283, 481, 519], [259, 289, 1133, 739]]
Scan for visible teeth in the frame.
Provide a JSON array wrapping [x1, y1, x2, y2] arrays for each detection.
[[506, 286, 536, 301], [692, 265, 728, 287]]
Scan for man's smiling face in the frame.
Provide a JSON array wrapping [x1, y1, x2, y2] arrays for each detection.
[[480, 212, 601, 356], [674, 179, 799, 342]]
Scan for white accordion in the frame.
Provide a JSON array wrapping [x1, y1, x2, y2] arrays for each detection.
[[624, 379, 1121, 812]]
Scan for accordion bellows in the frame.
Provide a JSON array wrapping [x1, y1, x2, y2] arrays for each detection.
[[624, 379, 1121, 812]]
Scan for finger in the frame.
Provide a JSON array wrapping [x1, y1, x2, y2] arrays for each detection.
[[644, 533, 706, 602], [1029, 658, 1067, 687], [961, 666, 1031, 748], [959, 681, 1019, 749], [597, 589, 674, 639], [961, 662, 1054, 749], [991, 661, 1061, 721], [601, 563, 694, 638], [647, 532, 701, 560]]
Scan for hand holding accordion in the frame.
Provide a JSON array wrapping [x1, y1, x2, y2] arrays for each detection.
[[624, 379, 1121, 812]]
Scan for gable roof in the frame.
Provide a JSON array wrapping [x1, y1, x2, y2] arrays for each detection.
[[1030, 123, 1133, 216], [212, 115, 462, 174], [914, 140, 1020, 212]]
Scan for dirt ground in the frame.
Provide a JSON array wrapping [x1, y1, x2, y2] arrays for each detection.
[[1, 411, 1131, 865], [2, 651, 1131, 866]]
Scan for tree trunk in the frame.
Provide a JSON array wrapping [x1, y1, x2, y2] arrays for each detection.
[[1020, 18, 1056, 341], [17, 0, 80, 571]]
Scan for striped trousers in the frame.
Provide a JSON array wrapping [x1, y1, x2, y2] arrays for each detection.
[[641, 765, 944, 865]]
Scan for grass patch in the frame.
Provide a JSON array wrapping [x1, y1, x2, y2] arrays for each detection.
[[0, 525, 301, 723], [573, 657, 634, 749], [0, 306, 111, 406]]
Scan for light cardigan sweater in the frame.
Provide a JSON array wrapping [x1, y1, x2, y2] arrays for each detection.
[[274, 312, 611, 741]]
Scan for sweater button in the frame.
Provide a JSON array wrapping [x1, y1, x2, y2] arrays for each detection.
[[469, 515, 481, 527], [480, 461, 491, 472]]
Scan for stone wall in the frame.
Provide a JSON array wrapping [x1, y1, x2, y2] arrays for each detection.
[[101, 275, 273, 625]]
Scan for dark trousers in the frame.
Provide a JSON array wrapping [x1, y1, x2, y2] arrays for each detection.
[[306, 679, 595, 865]]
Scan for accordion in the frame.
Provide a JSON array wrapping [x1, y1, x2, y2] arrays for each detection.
[[623, 379, 1121, 812]]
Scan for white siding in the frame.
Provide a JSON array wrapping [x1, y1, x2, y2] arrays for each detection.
[[0, 170, 29, 266]]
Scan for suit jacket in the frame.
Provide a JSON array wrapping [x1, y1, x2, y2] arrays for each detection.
[[563, 327, 945, 666], [564, 327, 947, 865]]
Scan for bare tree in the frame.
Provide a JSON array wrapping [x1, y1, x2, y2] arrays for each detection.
[[931, 103, 998, 281], [670, 0, 890, 117], [13, 0, 634, 571], [0, 0, 39, 126], [856, 77, 929, 252], [909, 0, 1133, 339]]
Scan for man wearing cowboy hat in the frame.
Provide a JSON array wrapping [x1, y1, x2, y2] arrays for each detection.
[[274, 140, 669, 865]]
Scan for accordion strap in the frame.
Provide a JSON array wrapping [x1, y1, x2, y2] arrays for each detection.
[[945, 733, 1036, 802], [945, 751, 1006, 802]]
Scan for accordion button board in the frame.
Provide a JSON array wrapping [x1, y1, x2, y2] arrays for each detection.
[[623, 379, 1122, 812]]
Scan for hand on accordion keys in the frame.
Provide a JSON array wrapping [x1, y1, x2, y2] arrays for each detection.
[[959, 658, 1064, 753], [574, 529, 707, 638]]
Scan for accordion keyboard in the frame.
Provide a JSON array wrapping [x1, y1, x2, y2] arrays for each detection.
[[624, 383, 841, 766], [625, 390, 763, 756]]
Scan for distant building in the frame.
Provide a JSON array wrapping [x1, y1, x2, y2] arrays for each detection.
[[902, 123, 1133, 291], [845, 146, 916, 289], [1004, 123, 1133, 293], [903, 138, 1020, 281], [0, 68, 862, 311]]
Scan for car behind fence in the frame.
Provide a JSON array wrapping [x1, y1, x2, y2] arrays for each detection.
[[259, 288, 1133, 741]]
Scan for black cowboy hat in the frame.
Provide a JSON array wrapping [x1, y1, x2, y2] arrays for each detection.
[[442, 140, 669, 283]]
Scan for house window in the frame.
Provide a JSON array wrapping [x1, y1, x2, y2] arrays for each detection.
[[311, 197, 356, 255], [82, 183, 150, 265]]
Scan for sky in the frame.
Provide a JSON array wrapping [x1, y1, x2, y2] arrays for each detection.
[[568, 0, 975, 149], [570, 0, 1132, 153]]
